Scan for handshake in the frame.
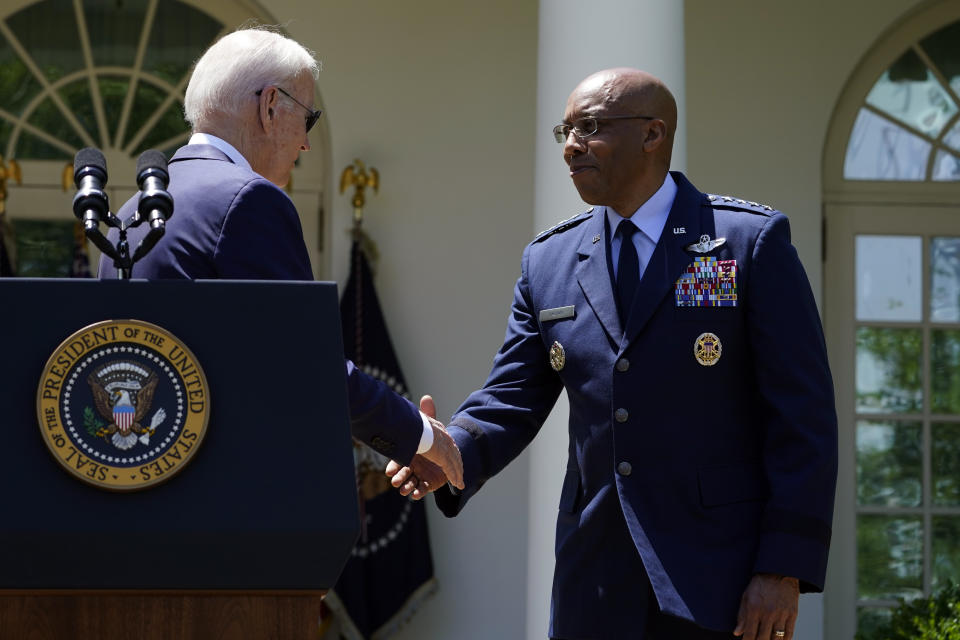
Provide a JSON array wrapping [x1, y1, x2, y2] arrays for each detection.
[[384, 395, 465, 501]]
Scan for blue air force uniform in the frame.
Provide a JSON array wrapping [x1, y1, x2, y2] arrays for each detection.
[[435, 172, 838, 638]]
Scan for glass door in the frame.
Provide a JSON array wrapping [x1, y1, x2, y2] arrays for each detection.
[[824, 204, 960, 639]]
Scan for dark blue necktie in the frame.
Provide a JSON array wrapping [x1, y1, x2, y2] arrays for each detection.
[[616, 219, 639, 325]]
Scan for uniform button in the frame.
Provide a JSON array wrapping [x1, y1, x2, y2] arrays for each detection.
[[617, 461, 632, 476], [614, 408, 629, 423], [616, 358, 629, 372]]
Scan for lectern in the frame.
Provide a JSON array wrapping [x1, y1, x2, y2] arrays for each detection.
[[0, 279, 359, 639]]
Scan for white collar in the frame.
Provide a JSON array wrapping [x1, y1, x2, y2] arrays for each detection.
[[189, 132, 252, 172], [604, 173, 678, 244]]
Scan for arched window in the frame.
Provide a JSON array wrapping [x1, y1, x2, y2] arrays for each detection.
[[844, 20, 960, 181], [0, 0, 221, 163], [0, 0, 329, 278], [823, 3, 960, 639]]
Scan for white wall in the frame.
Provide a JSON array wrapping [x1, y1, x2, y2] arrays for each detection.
[[270, 1, 540, 638]]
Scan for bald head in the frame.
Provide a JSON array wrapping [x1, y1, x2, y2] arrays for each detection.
[[571, 68, 677, 161], [562, 68, 677, 216]]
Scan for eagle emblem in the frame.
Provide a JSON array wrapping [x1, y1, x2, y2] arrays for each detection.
[[87, 360, 166, 450]]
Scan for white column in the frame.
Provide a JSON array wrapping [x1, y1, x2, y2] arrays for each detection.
[[526, 2, 686, 638]]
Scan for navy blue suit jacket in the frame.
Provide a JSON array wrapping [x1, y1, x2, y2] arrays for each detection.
[[97, 144, 423, 464], [435, 172, 838, 637]]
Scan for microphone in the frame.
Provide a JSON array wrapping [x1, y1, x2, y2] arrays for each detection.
[[72, 147, 110, 231], [134, 150, 173, 226], [131, 150, 174, 262]]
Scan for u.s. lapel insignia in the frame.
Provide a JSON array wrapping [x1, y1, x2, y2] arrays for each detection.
[[694, 332, 722, 366], [685, 234, 726, 254], [549, 341, 565, 371]]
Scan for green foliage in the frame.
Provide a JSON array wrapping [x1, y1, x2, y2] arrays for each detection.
[[83, 406, 104, 437], [856, 582, 960, 640]]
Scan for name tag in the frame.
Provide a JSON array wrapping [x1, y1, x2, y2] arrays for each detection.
[[539, 305, 575, 322]]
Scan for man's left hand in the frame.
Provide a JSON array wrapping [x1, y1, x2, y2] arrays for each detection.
[[733, 573, 799, 640]]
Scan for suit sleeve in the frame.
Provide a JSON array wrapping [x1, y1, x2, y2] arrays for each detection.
[[345, 359, 424, 465], [746, 213, 838, 592], [214, 178, 314, 280], [435, 246, 564, 515]]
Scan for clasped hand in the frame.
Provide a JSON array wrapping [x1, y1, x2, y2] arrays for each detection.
[[385, 395, 463, 500]]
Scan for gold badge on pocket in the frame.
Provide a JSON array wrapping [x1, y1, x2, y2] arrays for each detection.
[[550, 341, 565, 371], [694, 332, 722, 366]]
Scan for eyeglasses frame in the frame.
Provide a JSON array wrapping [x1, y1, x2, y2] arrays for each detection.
[[256, 86, 322, 133], [552, 115, 656, 143]]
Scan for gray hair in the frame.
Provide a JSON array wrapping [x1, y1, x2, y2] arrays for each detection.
[[183, 27, 319, 129]]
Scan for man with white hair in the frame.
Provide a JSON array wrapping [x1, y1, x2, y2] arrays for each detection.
[[98, 28, 463, 490]]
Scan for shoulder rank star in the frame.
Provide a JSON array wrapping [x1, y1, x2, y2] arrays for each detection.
[[685, 234, 726, 254]]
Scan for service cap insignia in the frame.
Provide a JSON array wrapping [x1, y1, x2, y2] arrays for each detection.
[[36, 319, 211, 491], [549, 341, 566, 372], [694, 332, 722, 366]]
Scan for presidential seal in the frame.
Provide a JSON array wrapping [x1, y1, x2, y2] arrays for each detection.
[[694, 332, 722, 367], [36, 319, 210, 491]]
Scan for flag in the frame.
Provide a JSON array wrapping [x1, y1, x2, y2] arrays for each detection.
[[327, 232, 437, 639], [0, 212, 14, 276]]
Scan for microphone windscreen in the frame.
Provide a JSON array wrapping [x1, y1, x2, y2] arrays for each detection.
[[74, 147, 107, 178], [136, 149, 168, 178]]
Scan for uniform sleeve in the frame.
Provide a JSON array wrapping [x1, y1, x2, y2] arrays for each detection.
[[214, 178, 314, 280], [746, 213, 838, 592], [435, 247, 564, 515]]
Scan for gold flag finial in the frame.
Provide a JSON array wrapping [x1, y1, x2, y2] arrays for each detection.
[[340, 159, 379, 226]]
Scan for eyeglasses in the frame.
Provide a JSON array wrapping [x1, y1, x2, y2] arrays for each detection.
[[256, 86, 322, 133], [552, 115, 655, 143]]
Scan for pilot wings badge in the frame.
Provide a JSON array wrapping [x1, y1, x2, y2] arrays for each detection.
[[88, 361, 165, 451], [685, 234, 726, 254]]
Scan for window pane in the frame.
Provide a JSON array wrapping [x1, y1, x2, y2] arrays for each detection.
[[857, 328, 923, 414], [920, 21, 960, 98], [144, 1, 222, 86], [26, 97, 84, 150], [98, 76, 130, 145], [865, 48, 956, 138], [0, 30, 42, 117], [932, 150, 960, 181], [6, 0, 82, 82], [856, 235, 922, 322], [85, 0, 149, 68], [123, 81, 169, 150], [857, 514, 924, 600], [15, 132, 70, 161], [931, 237, 960, 322], [932, 330, 960, 414], [845, 108, 931, 180], [932, 516, 960, 590], [942, 120, 960, 153], [933, 423, 960, 506], [58, 80, 98, 145], [856, 607, 893, 637], [857, 420, 922, 506], [13, 219, 75, 276]]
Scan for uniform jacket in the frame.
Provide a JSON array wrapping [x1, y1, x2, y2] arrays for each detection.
[[435, 172, 838, 637], [97, 144, 423, 464]]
